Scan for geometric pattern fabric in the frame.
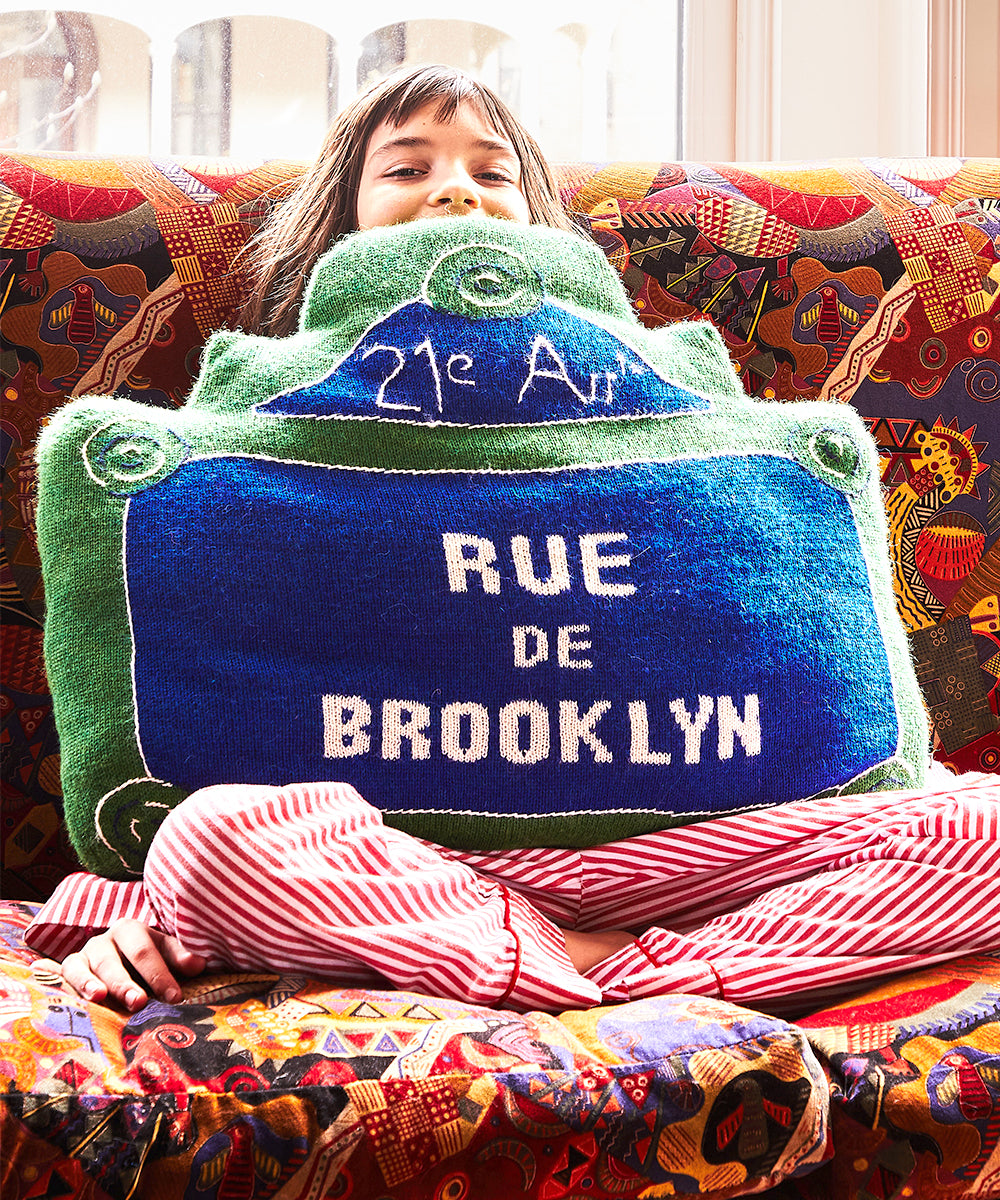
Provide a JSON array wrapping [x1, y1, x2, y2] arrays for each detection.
[[3, 152, 999, 899]]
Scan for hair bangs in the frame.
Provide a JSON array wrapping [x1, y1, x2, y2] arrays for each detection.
[[379, 68, 499, 136]]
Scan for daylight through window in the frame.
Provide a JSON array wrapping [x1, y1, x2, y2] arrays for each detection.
[[0, 5, 684, 161]]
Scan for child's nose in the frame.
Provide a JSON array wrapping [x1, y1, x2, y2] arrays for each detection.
[[429, 170, 481, 213]]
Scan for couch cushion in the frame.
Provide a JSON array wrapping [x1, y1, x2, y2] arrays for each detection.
[[796, 952, 1000, 1199], [36, 218, 926, 876], [5, 906, 999, 1198], [0, 900, 830, 1198]]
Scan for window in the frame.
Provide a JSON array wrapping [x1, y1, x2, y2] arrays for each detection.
[[172, 21, 229, 156], [1, 11, 100, 151], [1, 5, 684, 161], [3, 3, 997, 163]]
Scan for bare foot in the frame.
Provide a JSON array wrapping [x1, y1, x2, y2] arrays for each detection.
[[562, 928, 636, 974]]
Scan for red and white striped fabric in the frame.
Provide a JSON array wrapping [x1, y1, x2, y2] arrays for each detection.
[[25, 876, 157, 963], [26, 771, 1000, 1013], [142, 782, 602, 1011]]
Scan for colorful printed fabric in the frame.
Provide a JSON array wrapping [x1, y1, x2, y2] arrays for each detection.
[[796, 954, 1000, 1198], [3, 899, 999, 1199], [2, 154, 1000, 1200], [2, 899, 832, 1199], [3, 155, 999, 901]]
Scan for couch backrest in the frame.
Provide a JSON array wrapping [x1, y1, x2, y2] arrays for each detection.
[[2, 153, 998, 898]]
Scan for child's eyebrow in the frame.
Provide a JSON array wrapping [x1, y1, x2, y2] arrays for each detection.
[[369, 135, 518, 161]]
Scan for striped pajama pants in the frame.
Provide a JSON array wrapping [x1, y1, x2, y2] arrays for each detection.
[[29, 772, 1000, 1014]]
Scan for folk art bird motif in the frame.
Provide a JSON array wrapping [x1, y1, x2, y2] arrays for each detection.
[[798, 284, 862, 343], [46, 280, 119, 345]]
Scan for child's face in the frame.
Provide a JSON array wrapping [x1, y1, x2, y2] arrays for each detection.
[[356, 100, 531, 230]]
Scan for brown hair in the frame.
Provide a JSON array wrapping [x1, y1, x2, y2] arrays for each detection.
[[233, 64, 576, 337]]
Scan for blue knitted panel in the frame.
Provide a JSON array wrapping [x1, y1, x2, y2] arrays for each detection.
[[126, 452, 896, 826], [260, 300, 710, 423]]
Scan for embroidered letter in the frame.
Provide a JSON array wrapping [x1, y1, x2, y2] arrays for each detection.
[[322, 695, 372, 758], [511, 534, 571, 595], [717, 694, 762, 760], [580, 533, 636, 596], [557, 624, 592, 669], [441, 702, 490, 762], [446, 353, 476, 386], [559, 700, 612, 763], [364, 345, 418, 412], [381, 700, 432, 760], [669, 696, 714, 765], [587, 372, 615, 404], [616, 351, 647, 376], [413, 338, 444, 412], [442, 533, 501, 593], [513, 626, 548, 668], [518, 336, 585, 405], [628, 700, 671, 764], [499, 700, 550, 764]]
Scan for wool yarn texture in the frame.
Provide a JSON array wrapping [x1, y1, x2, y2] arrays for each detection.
[[36, 217, 928, 878]]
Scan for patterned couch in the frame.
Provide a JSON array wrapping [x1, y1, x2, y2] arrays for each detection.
[[1, 153, 999, 1199]]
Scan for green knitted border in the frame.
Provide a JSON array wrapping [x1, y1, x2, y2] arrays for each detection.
[[37, 218, 928, 877]]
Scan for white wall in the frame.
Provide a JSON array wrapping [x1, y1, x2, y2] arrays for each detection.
[[684, 0, 999, 162], [685, 0, 929, 160], [779, 0, 928, 159], [965, 0, 999, 156]]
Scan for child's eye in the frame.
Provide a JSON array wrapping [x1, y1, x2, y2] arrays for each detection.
[[385, 166, 423, 178], [479, 170, 515, 183]]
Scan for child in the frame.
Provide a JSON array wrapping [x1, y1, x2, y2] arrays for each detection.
[[232, 63, 576, 338], [27, 65, 1000, 1016]]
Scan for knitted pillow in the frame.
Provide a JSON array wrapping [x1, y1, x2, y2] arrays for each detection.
[[37, 217, 928, 878]]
